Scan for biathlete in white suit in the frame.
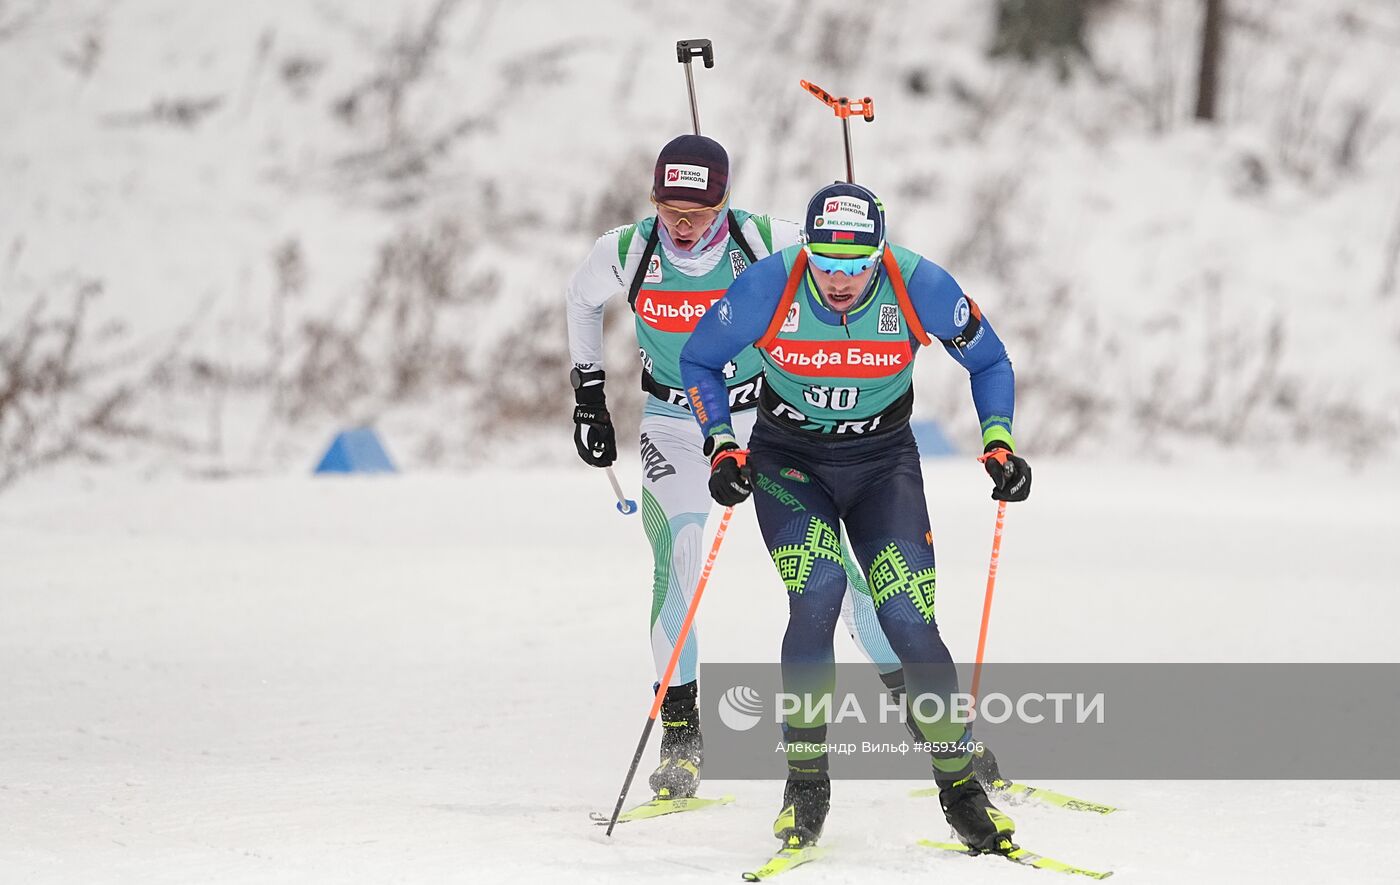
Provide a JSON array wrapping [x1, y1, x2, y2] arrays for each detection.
[[565, 135, 909, 800]]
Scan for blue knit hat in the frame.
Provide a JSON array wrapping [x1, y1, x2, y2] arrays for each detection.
[[804, 182, 885, 256]]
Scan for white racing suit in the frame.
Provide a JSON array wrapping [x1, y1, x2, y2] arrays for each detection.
[[565, 211, 900, 687]]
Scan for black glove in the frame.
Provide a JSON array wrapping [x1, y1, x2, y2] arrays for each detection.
[[981, 442, 1031, 502], [570, 367, 616, 467], [705, 434, 752, 506]]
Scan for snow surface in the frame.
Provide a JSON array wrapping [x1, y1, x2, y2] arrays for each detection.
[[3, 459, 1398, 883], [4, 1, 1400, 881]]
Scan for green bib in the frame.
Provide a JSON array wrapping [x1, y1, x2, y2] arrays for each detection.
[[623, 210, 769, 409], [758, 244, 923, 434]]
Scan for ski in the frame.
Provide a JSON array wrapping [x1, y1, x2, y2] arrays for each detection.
[[909, 781, 1119, 815], [995, 781, 1119, 815], [740, 845, 826, 881], [590, 794, 735, 825], [919, 839, 1113, 879]]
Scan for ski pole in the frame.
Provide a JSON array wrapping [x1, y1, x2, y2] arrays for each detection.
[[969, 499, 1008, 706], [605, 466, 638, 515], [675, 38, 714, 135], [603, 504, 735, 836], [800, 80, 875, 183], [603, 41, 713, 521]]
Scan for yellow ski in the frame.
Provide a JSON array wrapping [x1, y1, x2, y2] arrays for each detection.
[[741, 845, 826, 881], [919, 839, 1113, 879], [909, 781, 1119, 815], [590, 794, 734, 825]]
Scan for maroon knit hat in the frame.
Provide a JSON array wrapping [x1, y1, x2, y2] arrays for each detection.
[[652, 134, 729, 205]]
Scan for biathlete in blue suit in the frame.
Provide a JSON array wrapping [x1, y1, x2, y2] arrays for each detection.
[[679, 182, 1032, 854]]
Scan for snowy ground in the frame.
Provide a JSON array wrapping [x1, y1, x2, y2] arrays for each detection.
[[5, 3, 1398, 879], [3, 456, 1399, 883]]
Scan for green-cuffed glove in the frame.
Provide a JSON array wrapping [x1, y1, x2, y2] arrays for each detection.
[[980, 441, 1031, 502], [704, 433, 752, 506]]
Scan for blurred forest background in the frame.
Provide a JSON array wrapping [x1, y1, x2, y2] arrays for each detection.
[[2, 0, 1397, 489]]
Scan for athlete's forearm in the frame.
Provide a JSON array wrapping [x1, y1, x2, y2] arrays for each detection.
[[566, 296, 607, 370], [680, 328, 741, 439], [968, 354, 1015, 449]]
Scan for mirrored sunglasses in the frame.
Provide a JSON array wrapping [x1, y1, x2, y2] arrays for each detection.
[[806, 246, 883, 275]]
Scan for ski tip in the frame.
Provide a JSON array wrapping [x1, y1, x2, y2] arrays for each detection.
[[598, 794, 737, 824], [920, 837, 1114, 879], [741, 846, 826, 880]]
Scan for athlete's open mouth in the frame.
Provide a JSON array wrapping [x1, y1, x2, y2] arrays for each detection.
[[673, 234, 697, 250], [825, 290, 857, 309]]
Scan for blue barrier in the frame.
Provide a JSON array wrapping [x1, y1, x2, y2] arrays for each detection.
[[314, 427, 397, 474], [909, 420, 958, 458]]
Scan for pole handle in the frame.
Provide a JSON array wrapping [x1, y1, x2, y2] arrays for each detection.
[[676, 38, 714, 68], [677, 39, 712, 135], [801, 79, 837, 107], [800, 80, 876, 121]]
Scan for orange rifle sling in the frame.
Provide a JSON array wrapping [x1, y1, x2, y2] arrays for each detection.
[[755, 249, 810, 350], [882, 249, 932, 346]]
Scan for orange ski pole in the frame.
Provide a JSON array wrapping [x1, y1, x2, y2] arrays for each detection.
[[970, 499, 1008, 707], [603, 505, 735, 836]]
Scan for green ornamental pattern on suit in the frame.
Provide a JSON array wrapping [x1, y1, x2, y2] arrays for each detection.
[[640, 488, 673, 625], [868, 542, 937, 624], [768, 516, 843, 595]]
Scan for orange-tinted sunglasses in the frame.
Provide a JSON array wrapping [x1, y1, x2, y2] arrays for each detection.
[[649, 193, 728, 226]]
